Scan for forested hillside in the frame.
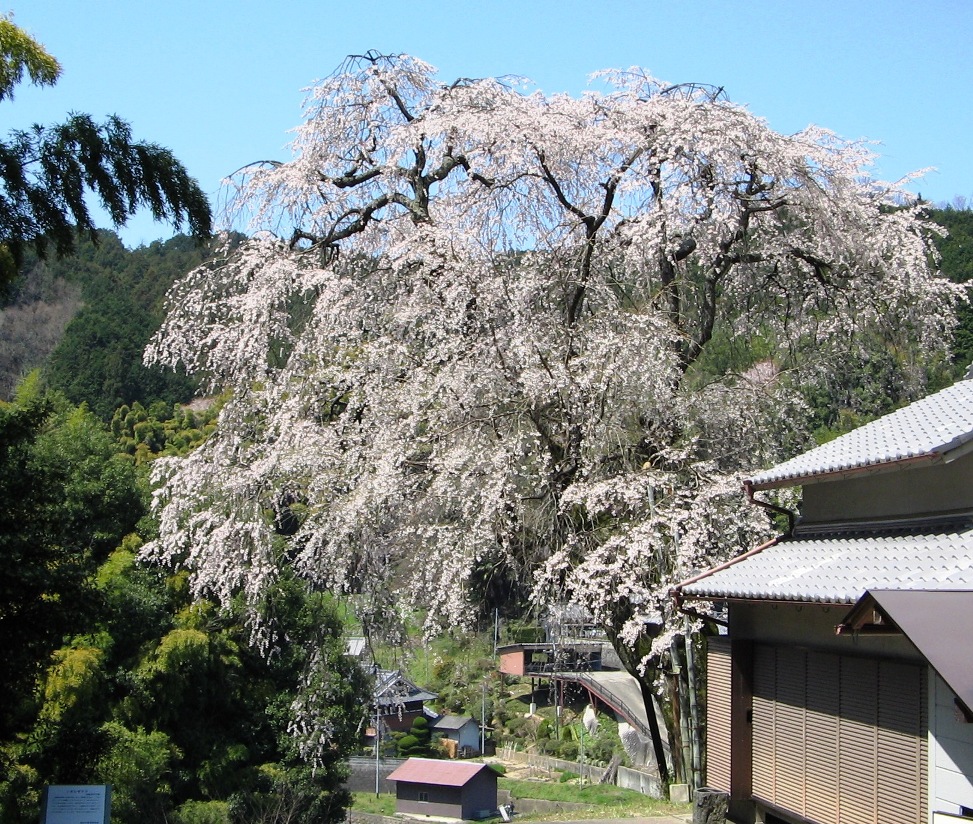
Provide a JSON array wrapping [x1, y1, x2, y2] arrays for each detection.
[[0, 380, 367, 823], [1, 211, 971, 425], [930, 206, 973, 370], [0, 232, 221, 418]]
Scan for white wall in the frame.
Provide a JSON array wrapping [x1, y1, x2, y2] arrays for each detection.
[[931, 672, 973, 818]]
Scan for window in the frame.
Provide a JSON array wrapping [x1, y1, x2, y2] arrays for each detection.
[[418, 791, 429, 803]]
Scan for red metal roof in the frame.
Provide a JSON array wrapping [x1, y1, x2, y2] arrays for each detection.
[[387, 757, 492, 787]]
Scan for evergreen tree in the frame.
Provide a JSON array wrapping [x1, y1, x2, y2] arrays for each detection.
[[0, 376, 141, 741], [0, 16, 211, 290], [0, 384, 368, 823]]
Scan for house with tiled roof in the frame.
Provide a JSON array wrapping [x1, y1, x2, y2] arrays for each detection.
[[674, 378, 973, 824], [429, 713, 481, 756], [365, 670, 440, 753], [373, 669, 439, 733], [387, 756, 498, 819]]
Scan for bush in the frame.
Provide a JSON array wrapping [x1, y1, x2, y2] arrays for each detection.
[[172, 800, 231, 824], [397, 734, 420, 753], [537, 738, 558, 755]]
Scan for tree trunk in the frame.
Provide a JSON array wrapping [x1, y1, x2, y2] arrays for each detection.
[[634, 666, 671, 788]]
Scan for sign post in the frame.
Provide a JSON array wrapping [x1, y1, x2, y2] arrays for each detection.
[[40, 785, 111, 824]]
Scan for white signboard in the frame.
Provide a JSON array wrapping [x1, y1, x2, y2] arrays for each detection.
[[40, 785, 111, 824]]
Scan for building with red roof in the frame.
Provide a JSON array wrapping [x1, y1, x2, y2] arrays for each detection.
[[387, 757, 498, 820]]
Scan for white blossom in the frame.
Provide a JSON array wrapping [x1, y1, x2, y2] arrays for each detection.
[[143, 53, 960, 755]]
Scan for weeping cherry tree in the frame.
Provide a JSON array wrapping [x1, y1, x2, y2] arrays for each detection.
[[142, 53, 961, 782]]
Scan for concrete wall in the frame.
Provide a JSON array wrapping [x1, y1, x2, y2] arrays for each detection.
[[616, 764, 663, 797], [346, 757, 405, 794]]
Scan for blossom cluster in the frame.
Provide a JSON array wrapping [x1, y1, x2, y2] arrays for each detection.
[[143, 54, 960, 747]]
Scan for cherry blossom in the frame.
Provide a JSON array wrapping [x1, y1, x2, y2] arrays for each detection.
[[144, 53, 961, 772]]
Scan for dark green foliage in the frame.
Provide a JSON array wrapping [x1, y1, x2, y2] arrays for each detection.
[[0, 18, 211, 289], [38, 232, 220, 418], [4, 550, 369, 823], [0, 114, 211, 281], [395, 716, 433, 757], [0, 384, 368, 824], [929, 206, 973, 373], [0, 378, 141, 741]]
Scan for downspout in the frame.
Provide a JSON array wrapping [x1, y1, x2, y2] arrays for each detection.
[[667, 482, 795, 797], [743, 479, 796, 536], [670, 481, 793, 612]]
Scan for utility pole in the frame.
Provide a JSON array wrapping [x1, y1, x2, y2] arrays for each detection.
[[374, 701, 381, 797], [685, 615, 702, 792], [481, 680, 487, 754], [579, 718, 585, 785]]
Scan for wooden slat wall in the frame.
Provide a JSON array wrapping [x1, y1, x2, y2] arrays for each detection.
[[751, 645, 777, 801], [775, 646, 807, 814], [805, 651, 839, 824], [876, 660, 927, 824], [750, 645, 926, 824], [838, 656, 878, 824], [705, 637, 733, 793]]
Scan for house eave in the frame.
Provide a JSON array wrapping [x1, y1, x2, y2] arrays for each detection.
[[749, 433, 973, 492], [748, 452, 942, 491]]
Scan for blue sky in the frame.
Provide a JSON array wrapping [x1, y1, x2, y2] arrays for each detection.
[[9, 0, 973, 247]]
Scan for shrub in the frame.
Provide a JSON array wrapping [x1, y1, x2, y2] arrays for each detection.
[[172, 800, 231, 824]]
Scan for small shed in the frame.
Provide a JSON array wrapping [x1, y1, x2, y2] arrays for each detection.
[[387, 757, 498, 820], [430, 714, 481, 755]]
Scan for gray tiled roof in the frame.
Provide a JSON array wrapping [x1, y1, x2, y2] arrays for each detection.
[[430, 714, 476, 731], [374, 669, 438, 704], [749, 379, 973, 489], [679, 527, 973, 603]]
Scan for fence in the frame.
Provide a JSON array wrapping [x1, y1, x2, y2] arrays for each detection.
[[496, 745, 662, 798]]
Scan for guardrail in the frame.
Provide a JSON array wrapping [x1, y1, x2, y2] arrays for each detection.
[[549, 670, 653, 740]]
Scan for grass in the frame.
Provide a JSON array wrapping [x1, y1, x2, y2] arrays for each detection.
[[499, 778, 689, 819], [350, 778, 691, 821], [349, 792, 396, 815]]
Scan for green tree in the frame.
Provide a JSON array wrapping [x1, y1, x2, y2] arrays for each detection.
[[395, 716, 433, 757], [0, 376, 141, 740], [0, 15, 59, 98], [0, 16, 211, 289], [3, 534, 368, 824], [929, 206, 973, 373]]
